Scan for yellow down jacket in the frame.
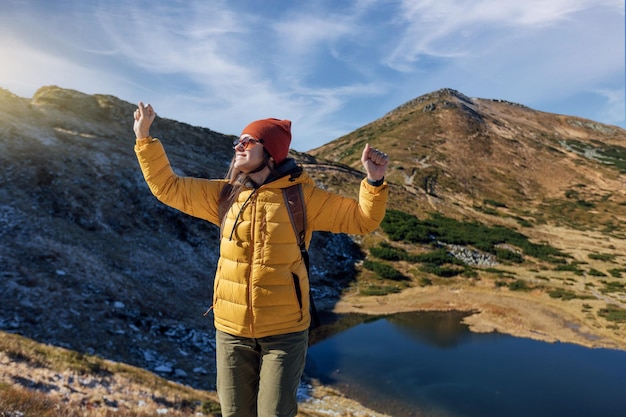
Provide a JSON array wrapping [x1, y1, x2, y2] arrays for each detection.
[[135, 138, 388, 338]]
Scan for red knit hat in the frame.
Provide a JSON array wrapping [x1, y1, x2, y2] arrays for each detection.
[[241, 118, 292, 164]]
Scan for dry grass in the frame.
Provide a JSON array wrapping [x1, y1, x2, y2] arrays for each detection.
[[0, 332, 221, 417], [0, 384, 188, 417]]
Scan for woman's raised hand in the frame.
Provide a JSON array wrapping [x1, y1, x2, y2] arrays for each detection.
[[133, 102, 156, 139], [361, 143, 389, 182]]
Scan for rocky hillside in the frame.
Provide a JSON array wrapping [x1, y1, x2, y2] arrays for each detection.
[[0, 86, 363, 391]]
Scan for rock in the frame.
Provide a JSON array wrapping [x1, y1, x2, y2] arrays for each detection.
[[154, 365, 173, 373], [193, 367, 208, 375]]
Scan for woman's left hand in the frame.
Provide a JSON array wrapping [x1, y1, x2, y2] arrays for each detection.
[[361, 143, 389, 182]]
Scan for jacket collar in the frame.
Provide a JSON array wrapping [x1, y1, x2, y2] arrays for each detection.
[[263, 158, 303, 185]]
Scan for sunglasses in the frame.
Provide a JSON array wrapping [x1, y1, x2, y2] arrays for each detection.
[[233, 136, 264, 151]]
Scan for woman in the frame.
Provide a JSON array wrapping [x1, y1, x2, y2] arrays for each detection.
[[133, 102, 389, 417]]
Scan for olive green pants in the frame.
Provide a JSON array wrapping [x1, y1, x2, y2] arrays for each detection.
[[215, 329, 308, 417]]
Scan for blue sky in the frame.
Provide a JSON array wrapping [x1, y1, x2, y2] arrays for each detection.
[[0, 0, 623, 152]]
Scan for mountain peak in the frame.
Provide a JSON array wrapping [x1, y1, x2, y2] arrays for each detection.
[[30, 85, 132, 123], [385, 88, 473, 116]]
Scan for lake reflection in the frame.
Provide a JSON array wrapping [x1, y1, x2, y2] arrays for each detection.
[[305, 311, 626, 417]]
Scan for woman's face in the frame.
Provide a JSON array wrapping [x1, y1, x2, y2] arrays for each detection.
[[233, 135, 266, 173]]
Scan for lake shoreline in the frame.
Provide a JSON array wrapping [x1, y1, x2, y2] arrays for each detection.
[[330, 284, 626, 352]]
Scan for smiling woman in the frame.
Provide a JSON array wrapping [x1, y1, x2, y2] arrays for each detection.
[[132, 101, 390, 417]]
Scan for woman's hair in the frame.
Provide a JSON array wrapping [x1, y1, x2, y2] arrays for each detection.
[[221, 149, 280, 209]]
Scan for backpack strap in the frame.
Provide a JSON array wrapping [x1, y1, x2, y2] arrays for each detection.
[[282, 184, 306, 247], [282, 184, 321, 329]]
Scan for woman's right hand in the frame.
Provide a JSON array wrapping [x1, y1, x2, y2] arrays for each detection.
[[133, 101, 156, 139]]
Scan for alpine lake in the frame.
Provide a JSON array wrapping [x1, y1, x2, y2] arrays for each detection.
[[304, 311, 626, 417]]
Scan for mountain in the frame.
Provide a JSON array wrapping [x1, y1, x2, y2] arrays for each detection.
[[311, 88, 626, 229], [2, 85, 626, 406]]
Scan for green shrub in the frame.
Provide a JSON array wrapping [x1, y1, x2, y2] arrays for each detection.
[[484, 268, 516, 278], [508, 279, 531, 291], [381, 210, 568, 263], [495, 248, 523, 263], [576, 199, 594, 208], [360, 285, 402, 296], [588, 268, 607, 277], [598, 305, 626, 323], [483, 199, 507, 208], [475, 205, 499, 215], [588, 253, 617, 262], [419, 277, 433, 286], [600, 281, 626, 294], [548, 288, 579, 300], [554, 263, 585, 275], [362, 259, 408, 281], [369, 242, 406, 261], [419, 264, 464, 277], [381, 210, 431, 243], [369, 243, 466, 277], [413, 248, 463, 265], [463, 269, 479, 279], [516, 218, 533, 227], [608, 268, 625, 278]]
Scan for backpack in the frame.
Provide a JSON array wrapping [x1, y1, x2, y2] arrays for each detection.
[[218, 183, 321, 328]]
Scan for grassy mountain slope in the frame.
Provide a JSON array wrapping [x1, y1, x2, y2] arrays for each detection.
[[310, 88, 626, 228]]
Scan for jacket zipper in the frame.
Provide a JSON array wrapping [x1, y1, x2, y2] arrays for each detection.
[[248, 194, 257, 337]]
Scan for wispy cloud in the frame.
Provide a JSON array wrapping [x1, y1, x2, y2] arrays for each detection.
[[0, 0, 623, 149], [386, 0, 623, 71], [379, 0, 624, 127]]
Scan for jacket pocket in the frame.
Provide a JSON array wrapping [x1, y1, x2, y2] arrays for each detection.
[[213, 275, 221, 305], [292, 273, 303, 310]]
